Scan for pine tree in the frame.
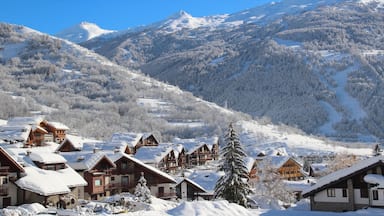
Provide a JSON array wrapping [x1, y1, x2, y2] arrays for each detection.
[[214, 123, 251, 207], [134, 172, 152, 203]]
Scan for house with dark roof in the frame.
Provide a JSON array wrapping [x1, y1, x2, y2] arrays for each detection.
[[302, 156, 384, 212]]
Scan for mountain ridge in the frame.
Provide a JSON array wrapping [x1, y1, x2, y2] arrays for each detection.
[[79, 0, 384, 141]]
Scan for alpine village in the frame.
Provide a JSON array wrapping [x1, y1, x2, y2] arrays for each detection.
[[1, 0, 384, 215]]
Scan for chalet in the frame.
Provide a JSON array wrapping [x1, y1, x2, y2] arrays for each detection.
[[252, 156, 305, 181], [176, 178, 207, 201], [134, 144, 178, 173], [174, 138, 214, 167], [14, 151, 86, 208], [61, 151, 116, 200], [172, 144, 187, 169], [40, 121, 69, 144], [108, 152, 177, 199], [303, 156, 384, 212], [57, 134, 105, 152], [0, 147, 25, 208], [109, 133, 148, 154]]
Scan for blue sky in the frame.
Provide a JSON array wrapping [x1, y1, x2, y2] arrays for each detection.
[[1, 0, 273, 34]]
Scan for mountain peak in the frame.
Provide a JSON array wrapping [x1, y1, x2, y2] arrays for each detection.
[[55, 22, 115, 43]]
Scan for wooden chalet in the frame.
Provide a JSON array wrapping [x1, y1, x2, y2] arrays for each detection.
[[0, 147, 25, 208], [251, 156, 305, 181], [61, 151, 116, 200], [108, 152, 177, 199], [174, 138, 216, 167], [109, 132, 159, 155], [40, 121, 69, 144], [134, 144, 178, 173], [303, 156, 384, 212]]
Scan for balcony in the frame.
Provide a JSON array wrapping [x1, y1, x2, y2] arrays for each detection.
[[0, 167, 9, 176]]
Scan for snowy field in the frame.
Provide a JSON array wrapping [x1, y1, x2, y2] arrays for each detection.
[[2, 197, 384, 216]]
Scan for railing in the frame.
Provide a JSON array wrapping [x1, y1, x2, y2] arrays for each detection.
[[0, 186, 8, 196], [0, 166, 9, 175]]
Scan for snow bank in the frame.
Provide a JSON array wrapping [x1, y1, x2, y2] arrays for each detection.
[[167, 200, 255, 216]]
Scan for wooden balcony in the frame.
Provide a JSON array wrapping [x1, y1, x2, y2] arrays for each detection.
[[0, 166, 9, 176], [0, 186, 8, 196]]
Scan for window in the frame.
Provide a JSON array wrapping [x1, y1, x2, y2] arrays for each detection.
[[111, 176, 115, 181], [121, 161, 127, 170], [360, 188, 368, 198], [342, 189, 347, 197], [327, 188, 336, 197], [373, 190, 379, 200], [0, 177, 7, 185], [94, 179, 102, 186]]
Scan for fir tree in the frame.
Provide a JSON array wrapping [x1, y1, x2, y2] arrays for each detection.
[[214, 123, 251, 207], [134, 172, 152, 203]]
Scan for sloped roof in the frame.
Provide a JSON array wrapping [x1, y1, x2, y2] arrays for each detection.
[[110, 132, 143, 148], [0, 125, 31, 142], [187, 170, 224, 194], [107, 152, 176, 183], [15, 166, 87, 196], [134, 144, 173, 164], [61, 151, 116, 171], [58, 134, 102, 151], [29, 152, 67, 164], [176, 177, 207, 193], [303, 156, 384, 197], [173, 137, 218, 152], [46, 121, 69, 130]]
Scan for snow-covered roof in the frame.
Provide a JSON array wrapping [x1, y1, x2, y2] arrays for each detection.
[[59, 134, 102, 151], [107, 152, 176, 183], [310, 163, 329, 175], [177, 177, 207, 193], [32, 125, 48, 134], [187, 170, 224, 194], [173, 136, 218, 152], [110, 132, 143, 148], [267, 156, 291, 169], [0, 125, 31, 142], [7, 116, 44, 126], [364, 174, 384, 189], [134, 144, 173, 164], [61, 151, 116, 171], [15, 166, 87, 196], [29, 152, 67, 164], [46, 121, 69, 130], [244, 156, 255, 173], [303, 156, 384, 197]]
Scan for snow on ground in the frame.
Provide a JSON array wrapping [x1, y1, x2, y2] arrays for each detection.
[[238, 120, 372, 157], [318, 100, 342, 135], [3, 198, 384, 216]]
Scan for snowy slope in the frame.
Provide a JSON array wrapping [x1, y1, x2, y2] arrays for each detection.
[[55, 22, 115, 43], [237, 120, 373, 157]]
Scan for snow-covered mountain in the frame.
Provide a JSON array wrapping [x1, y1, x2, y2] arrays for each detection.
[[55, 22, 115, 43], [81, 0, 384, 141]]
